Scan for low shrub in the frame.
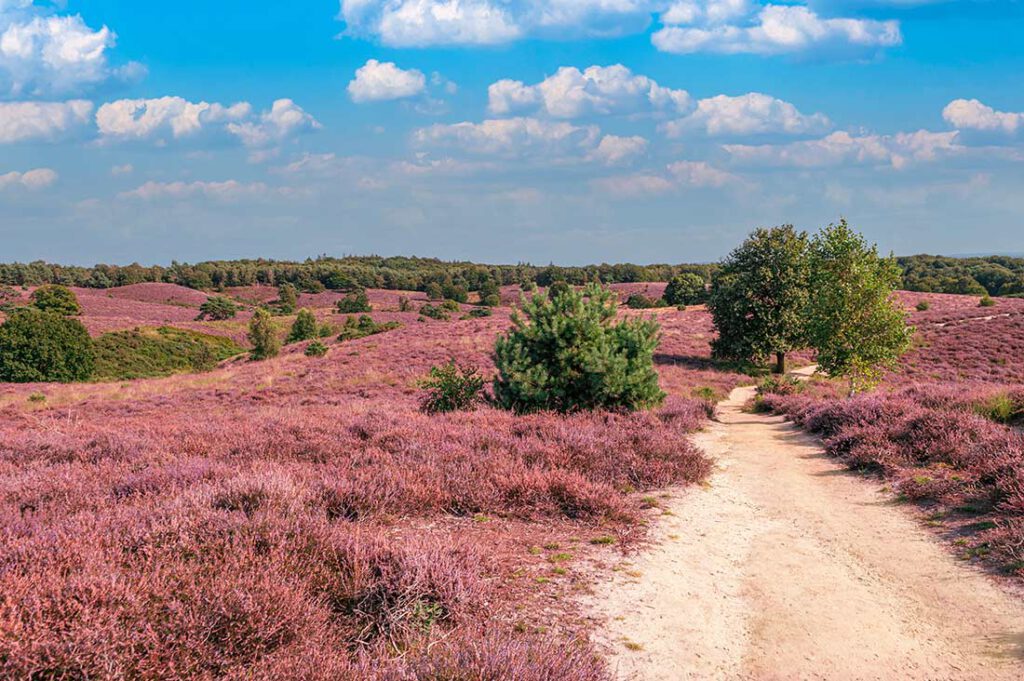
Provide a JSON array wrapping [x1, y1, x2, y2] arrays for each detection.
[[463, 307, 492, 319], [756, 374, 804, 397], [337, 315, 400, 342], [337, 289, 372, 314], [980, 295, 996, 308], [420, 361, 485, 414], [287, 308, 318, 344], [915, 300, 931, 312], [305, 341, 329, 357], [419, 304, 450, 321], [624, 293, 662, 310]]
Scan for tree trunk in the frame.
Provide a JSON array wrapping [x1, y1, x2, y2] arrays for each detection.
[[774, 352, 786, 375]]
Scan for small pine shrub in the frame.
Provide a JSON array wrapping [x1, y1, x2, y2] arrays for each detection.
[[276, 283, 298, 314], [547, 281, 571, 300], [28, 392, 46, 403], [419, 304, 450, 321], [337, 315, 400, 341], [624, 293, 658, 309], [30, 285, 80, 316], [915, 300, 931, 312], [337, 289, 372, 314], [304, 340, 329, 357], [287, 308, 318, 343], [980, 295, 996, 308], [248, 308, 281, 360], [464, 307, 492, 319], [398, 296, 413, 312], [420, 360, 485, 414], [493, 284, 664, 413], [196, 296, 237, 321]]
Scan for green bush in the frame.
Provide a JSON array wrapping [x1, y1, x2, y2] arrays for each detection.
[[287, 308, 318, 343], [337, 315, 400, 341], [463, 307, 493, 319], [196, 296, 237, 321], [624, 293, 659, 309], [915, 300, 930, 312], [664, 273, 707, 307], [441, 299, 460, 312], [0, 284, 22, 311], [398, 296, 413, 312], [442, 284, 469, 303], [92, 326, 243, 380], [248, 308, 281, 360], [30, 285, 80, 316], [420, 360, 485, 414], [337, 289, 372, 313], [305, 340, 329, 357], [980, 295, 996, 308], [492, 284, 664, 413], [419, 304, 450, 321], [756, 374, 804, 396], [0, 308, 94, 382], [547, 281, 571, 300], [425, 282, 444, 301], [276, 283, 298, 314]]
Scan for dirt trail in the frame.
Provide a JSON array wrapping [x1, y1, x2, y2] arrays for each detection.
[[587, 373, 1024, 680]]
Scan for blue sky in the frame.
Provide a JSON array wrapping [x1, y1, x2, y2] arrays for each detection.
[[1, 0, 1022, 265]]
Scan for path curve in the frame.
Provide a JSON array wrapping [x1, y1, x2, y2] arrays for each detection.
[[587, 379, 1024, 680]]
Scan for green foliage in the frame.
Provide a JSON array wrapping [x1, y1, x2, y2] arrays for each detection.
[[336, 289, 372, 313], [440, 299, 460, 312], [664, 273, 707, 307], [915, 300, 930, 312], [492, 284, 665, 413], [248, 308, 281, 360], [425, 282, 444, 300], [708, 226, 810, 374], [398, 296, 413, 312], [980, 295, 996, 308], [28, 392, 46, 403], [624, 293, 663, 309], [419, 360, 485, 414], [196, 295, 237, 321], [287, 308, 318, 343], [441, 283, 469, 303], [463, 307, 493, 319], [337, 315, 401, 341], [304, 340, 329, 357], [0, 308, 94, 382], [0, 284, 22, 311], [547, 281, 571, 300], [276, 283, 298, 314], [972, 393, 1024, 424], [419, 304, 450, 321], [92, 326, 243, 381], [478, 278, 501, 307], [30, 284, 80, 316], [756, 374, 804, 396], [805, 220, 914, 395]]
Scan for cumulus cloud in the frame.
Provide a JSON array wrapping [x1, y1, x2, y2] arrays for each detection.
[[488, 64, 692, 118], [348, 59, 427, 102], [593, 159, 739, 196], [667, 159, 740, 186], [652, 4, 901, 57], [96, 97, 251, 140], [226, 99, 321, 147], [0, 167, 57, 190], [724, 129, 960, 169], [118, 179, 299, 202], [413, 116, 601, 157], [0, 99, 92, 143], [943, 99, 1024, 134], [587, 134, 648, 165], [662, 92, 831, 137], [0, 2, 140, 96], [338, 0, 652, 47]]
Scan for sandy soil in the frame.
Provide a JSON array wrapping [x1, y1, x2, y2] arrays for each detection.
[[586, 377, 1024, 680]]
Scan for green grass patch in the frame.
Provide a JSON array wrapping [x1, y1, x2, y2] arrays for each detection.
[[93, 326, 244, 381]]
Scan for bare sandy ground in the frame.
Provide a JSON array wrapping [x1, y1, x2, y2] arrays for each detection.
[[586, 379, 1024, 680]]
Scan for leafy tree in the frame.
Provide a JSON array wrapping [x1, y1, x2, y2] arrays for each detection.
[[337, 289, 372, 313], [708, 226, 809, 374], [277, 283, 298, 314], [805, 220, 913, 395], [478, 279, 501, 307], [493, 284, 664, 413], [30, 285, 80, 316], [664, 273, 707, 307], [442, 283, 469, 303], [287, 308, 318, 343], [196, 296, 237, 321], [248, 308, 281, 360], [547, 280, 571, 300], [425, 282, 444, 301], [0, 308, 94, 382], [419, 360, 485, 414]]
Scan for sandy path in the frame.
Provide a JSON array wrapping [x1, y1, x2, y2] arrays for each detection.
[[587, 378, 1024, 680]]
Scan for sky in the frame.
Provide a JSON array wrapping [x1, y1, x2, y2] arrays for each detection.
[[1, 0, 1022, 266]]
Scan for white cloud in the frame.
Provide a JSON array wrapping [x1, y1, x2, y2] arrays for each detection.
[[0, 167, 57, 190], [592, 173, 676, 197], [118, 180, 292, 202], [943, 99, 1024, 134], [662, 92, 830, 137], [110, 163, 133, 176], [226, 99, 321, 148], [338, 0, 652, 47], [413, 116, 601, 157], [488, 64, 692, 118], [652, 4, 901, 56], [0, 99, 92, 143], [667, 159, 739, 186], [724, 129, 960, 169], [0, 3, 140, 97], [588, 134, 648, 165], [348, 59, 427, 102], [96, 97, 251, 140]]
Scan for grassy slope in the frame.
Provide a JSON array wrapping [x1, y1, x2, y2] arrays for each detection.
[[92, 326, 244, 381]]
